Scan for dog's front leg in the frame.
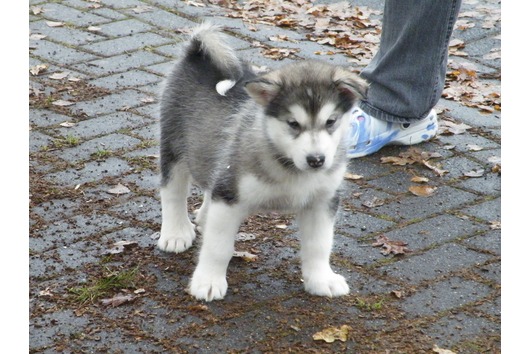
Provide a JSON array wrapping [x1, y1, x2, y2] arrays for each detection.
[[297, 201, 349, 297], [189, 200, 246, 301]]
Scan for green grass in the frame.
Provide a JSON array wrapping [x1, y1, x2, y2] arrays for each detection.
[[355, 297, 384, 312], [69, 266, 139, 303]]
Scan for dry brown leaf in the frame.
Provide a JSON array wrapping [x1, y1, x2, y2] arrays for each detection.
[[233, 251, 258, 262], [46, 21, 64, 27], [106, 240, 138, 254], [463, 169, 485, 178], [489, 221, 501, 230], [30, 33, 47, 40], [59, 121, 76, 128], [52, 100, 75, 107], [372, 235, 409, 256], [236, 232, 256, 241], [466, 144, 483, 151], [107, 183, 131, 195], [433, 345, 457, 354], [87, 26, 101, 32], [101, 294, 135, 307], [49, 72, 70, 80], [344, 172, 363, 181], [411, 176, 429, 183], [422, 160, 448, 177], [362, 196, 385, 208], [29, 64, 48, 76], [132, 5, 153, 13], [31, 6, 44, 15], [409, 185, 437, 197], [312, 325, 352, 343]]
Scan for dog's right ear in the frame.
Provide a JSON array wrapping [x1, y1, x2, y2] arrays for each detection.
[[244, 79, 281, 106]]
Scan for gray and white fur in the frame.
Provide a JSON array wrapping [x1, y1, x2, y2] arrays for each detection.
[[158, 23, 367, 301]]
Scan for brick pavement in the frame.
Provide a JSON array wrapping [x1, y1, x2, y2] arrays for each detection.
[[29, 0, 501, 352]]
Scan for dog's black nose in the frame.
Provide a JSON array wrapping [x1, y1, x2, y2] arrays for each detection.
[[306, 154, 325, 168]]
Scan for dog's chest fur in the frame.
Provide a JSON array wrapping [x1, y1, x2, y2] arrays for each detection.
[[236, 165, 346, 212]]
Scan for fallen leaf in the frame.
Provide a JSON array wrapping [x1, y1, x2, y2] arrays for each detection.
[[49, 72, 70, 80], [380, 155, 415, 166], [134, 288, 146, 294], [275, 224, 288, 229], [362, 196, 385, 208], [344, 172, 363, 180], [466, 144, 483, 151], [463, 169, 485, 178], [409, 185, 437, 197], [132, 5, 153, 13], [489, 221, 501, 230], [46, 21, 64, 27], [29, 64, 48, 76], [391, 290, 403, 299], [101, 294, 135, 307], [433, 345, 457, 354], [422, 160, 448, 177], [59, 121, 76, 128], [411, 176, 429, 183], [31, 6, 44, 15], [106, 240, 138, 254], [52, 100, 75, 107], [107, 183, 131, 195], [87, 26, 101, 32], [233, 251, 258, 262], [313, 325, 352, 343], [141, 96, 156, 103], [38, 288, 53, 297], [372, 235, 409, 256], [30, 33, 47, 40], [236, 232, 256, 241]]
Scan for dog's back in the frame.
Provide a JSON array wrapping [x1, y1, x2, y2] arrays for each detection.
[[159, 23, 255, 188]]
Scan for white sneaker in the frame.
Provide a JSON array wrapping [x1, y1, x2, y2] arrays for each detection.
[[347, 107, 438, 158]]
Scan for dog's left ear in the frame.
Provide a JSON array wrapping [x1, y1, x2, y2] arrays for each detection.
[[333, 69, 368, 102], [245, 79, 281, 106]]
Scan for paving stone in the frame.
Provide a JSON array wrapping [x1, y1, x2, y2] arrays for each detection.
[[461, 199, 501, 222], [382, 214, 488, 251], [145, 61, 174, 76], [152, 42, 186, 58], [379, 243, 491, 284], [474, 260, 501, 283], [457, 172, 501, 196], [30, 40, 99, 65], [373, 185, 479, 221], [95, 18, 154, 37], [30, 20, 105, 46], [129, 8, 198, 31], [99, 0, 145, 8], [55, 111, 150, 139], [30, 109, 73, 128], [335, 206, 396, 236], [73, 51, 168, 76], [29, 310, 90, 350], [427, 312, 500, 349], [51, 133, 141, 162], [31, 198, 80, 222], [400, 276, 492, 317], [90, 69, 162, 90], [464, 229, 500, 256], [30, 131, 54, 153], [90, 7, 129, 20], [45, 157, 132, 187], [82, 32, 171, 56], [74, 89, 147, 117], [41, 2, 110, 26], [30, 212, 127, 253], [109, 195, 161, 223], [438, 98, 501, 128]]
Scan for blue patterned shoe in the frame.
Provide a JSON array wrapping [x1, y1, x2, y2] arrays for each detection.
[[347, 107, 438, 158]]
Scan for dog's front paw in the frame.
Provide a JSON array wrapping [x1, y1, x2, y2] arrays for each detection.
[[304, 271, 349, 297], [189, 272, 228, 302], [157, 221, 196, 253]]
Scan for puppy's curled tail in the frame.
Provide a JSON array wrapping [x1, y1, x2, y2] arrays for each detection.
[[187, 22, 243, 82]]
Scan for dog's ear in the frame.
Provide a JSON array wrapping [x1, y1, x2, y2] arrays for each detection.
[[333, 69, 368, 102], [244, 79, 281, 106]]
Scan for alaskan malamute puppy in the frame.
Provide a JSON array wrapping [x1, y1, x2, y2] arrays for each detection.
[[158, 23, 367, 301]]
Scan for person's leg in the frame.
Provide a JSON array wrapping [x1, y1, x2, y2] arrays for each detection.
[[348, 0, 462, 158], [360, 0, 462, 123]]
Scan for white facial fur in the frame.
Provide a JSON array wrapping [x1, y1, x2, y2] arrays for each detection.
[[266, 102, 349, 171]]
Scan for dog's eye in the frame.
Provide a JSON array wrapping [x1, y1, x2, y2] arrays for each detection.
[[287, 120, 301, 130], [326, 117, 337, 128]]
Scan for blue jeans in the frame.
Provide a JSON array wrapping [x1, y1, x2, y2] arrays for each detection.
[[358, 0, 462, 123]]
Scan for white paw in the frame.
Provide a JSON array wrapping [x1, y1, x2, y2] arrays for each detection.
[[189, 272, 228, 302], [304, 271, 350, 297], [157, 221, 196, 253]]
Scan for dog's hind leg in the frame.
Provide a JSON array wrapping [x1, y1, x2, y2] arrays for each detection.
[[193, 190, 210, 233], [158, 162, 196, 253], [297, 198, 349, 297]]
